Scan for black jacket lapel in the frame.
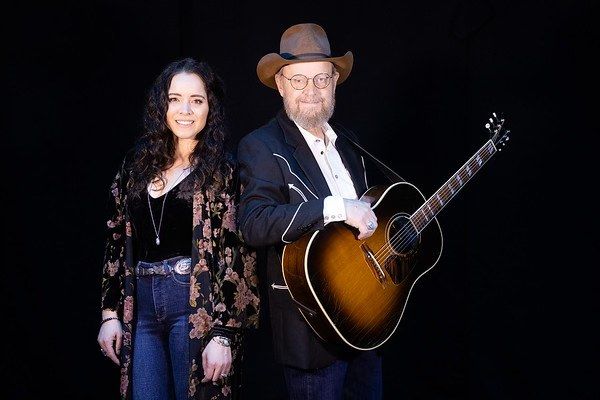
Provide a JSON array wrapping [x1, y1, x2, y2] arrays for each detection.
[[276, 110, 331, 198]]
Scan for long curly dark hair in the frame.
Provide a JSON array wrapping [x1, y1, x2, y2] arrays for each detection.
[[128, 57, 230, 199]]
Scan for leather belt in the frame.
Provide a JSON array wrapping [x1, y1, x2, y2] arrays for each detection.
[[135, 257, 192, 276]]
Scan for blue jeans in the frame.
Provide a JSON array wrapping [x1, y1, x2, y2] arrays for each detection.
[[132, 257, 191, 400], [283, 350, 382, 400]]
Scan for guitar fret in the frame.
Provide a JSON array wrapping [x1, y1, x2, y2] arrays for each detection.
[[427, 203, 434, 216], [410, 139, 501, 235]]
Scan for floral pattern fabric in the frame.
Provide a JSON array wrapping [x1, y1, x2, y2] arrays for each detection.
[[101, 157, 260, 399]]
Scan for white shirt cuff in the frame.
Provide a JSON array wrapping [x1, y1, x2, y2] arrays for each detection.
[[323, 196, 346, 225]]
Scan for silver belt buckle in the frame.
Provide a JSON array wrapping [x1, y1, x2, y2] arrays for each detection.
[[135, 265, 152, 276], [173, 258, 191, 274]]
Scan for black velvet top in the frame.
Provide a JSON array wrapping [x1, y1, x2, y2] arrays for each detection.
[[129, 173, 193, 263]]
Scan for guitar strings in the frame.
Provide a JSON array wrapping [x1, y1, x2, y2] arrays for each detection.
[[372, 158, 483, 263], [372, 173, 459, 261], [372, 136, 499, 263], [375, 170, 474, 263], [372, 212, 418, 263], [375, 172, 470, 261]]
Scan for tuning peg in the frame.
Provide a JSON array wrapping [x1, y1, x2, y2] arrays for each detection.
[[493, 112, 497, 118]]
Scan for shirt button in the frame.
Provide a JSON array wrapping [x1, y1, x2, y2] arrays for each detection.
[[335, 175, 338, 178], [321, 151, 324, 155]]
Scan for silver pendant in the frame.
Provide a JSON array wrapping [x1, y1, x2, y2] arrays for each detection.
[[156, 237, 160, 245]]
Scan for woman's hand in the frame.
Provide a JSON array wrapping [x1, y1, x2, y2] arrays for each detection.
[[201, 336, 232, 382], [97, 318, 123, 365]]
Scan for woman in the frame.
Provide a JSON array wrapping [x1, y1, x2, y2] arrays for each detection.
[[97, 57, 259, 400]]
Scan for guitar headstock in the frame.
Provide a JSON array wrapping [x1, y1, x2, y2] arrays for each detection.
[[485, 112, 510, 151]]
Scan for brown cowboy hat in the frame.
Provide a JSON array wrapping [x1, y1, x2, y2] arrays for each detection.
[[257, 23, 354, 90]]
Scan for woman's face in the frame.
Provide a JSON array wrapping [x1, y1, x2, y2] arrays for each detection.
[[166, 72, 209, 141]]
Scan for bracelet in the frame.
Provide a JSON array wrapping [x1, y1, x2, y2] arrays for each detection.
[[101, 316, 119, 326], [212, 335, 231, 347]]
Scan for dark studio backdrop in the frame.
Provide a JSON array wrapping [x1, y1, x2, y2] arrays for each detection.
[[4, 0, 598, 399]]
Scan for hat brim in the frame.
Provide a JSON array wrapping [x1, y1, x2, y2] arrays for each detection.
[[256, 51, 354, 90]]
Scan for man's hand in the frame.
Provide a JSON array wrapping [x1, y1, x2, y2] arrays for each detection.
[[343, 198, 378, 240]]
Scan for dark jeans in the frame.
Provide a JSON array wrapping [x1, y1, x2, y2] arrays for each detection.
[[283, 350, 382, 400], [132, 257, 191, 400]]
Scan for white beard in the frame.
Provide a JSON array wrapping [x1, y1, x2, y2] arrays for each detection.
[[283, 94, 335, 131]]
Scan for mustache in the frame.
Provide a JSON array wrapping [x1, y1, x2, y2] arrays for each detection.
[[296, 96, 323, 103]]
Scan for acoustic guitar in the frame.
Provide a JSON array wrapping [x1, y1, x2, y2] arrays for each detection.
[[281, 113, 510, 350]]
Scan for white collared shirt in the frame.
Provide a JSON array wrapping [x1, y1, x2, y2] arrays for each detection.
[[295, 121, 358, 224]]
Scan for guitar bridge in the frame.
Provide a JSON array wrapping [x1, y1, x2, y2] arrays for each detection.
[[361, 243, 387, 286]]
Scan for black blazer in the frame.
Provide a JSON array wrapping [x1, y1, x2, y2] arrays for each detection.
[[237, 109, 368, 369]]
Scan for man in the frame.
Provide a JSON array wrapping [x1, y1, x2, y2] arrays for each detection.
[[237, 23, 382, 399]]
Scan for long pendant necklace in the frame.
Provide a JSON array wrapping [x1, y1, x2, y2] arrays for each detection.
[[147, 166, 189, 246]]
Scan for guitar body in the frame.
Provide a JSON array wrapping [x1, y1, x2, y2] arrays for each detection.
[[282, 181, 444, 350], [281, 113, 509, 350]]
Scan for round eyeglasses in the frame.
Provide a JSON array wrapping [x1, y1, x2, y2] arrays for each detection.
[[281, 73, 333, 90]]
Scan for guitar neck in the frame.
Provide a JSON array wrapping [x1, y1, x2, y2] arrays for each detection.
[[410, 140, 497, 233]]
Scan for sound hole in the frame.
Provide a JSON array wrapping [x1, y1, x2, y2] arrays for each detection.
[[384, 214, 420, 285]]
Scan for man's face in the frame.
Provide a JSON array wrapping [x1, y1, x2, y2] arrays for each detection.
[[275, 61, 339, 131]]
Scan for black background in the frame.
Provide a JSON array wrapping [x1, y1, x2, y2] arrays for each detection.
[[4, 1, 598, 399]]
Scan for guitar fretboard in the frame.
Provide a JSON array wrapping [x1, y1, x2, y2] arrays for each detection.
[[410, 140, 497, 233]]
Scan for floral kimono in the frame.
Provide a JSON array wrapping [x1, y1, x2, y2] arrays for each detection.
[[100, 156, 260, 399]]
